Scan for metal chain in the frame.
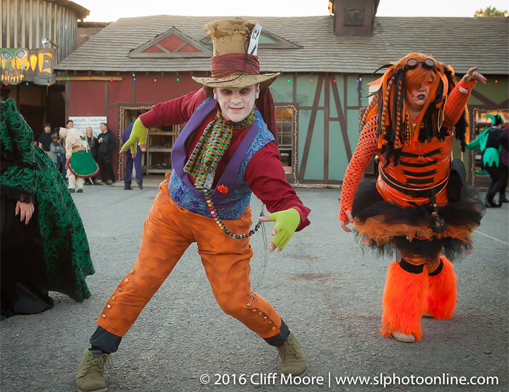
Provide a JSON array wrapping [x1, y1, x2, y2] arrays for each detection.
[[204, 189, 263, 239], [203, 190, 268, 307], [247, 205, 268, 307]]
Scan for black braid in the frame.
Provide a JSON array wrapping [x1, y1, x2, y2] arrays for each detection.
[[455, 109, 468, 151], [394, 71, 405, 137], [381, 69, 405, 167]]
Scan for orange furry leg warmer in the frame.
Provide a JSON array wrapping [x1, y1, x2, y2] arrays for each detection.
[[425, 256, 457, 320], [381, 261, 428, 341]]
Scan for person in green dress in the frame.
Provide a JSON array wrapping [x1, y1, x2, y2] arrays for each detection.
[[0, 98, 95, 320], [466, 114, 509, 207]]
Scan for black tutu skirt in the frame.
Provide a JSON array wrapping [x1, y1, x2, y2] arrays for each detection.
[[350, 178, 486, 261]]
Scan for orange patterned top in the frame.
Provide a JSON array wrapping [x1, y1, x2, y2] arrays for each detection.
[[339, 79, 476, 221]]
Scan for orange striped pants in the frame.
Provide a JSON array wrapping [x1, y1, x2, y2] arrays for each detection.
[[96, 178, 283, 339]]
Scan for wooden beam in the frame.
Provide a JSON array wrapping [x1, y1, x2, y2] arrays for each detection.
[[471, 90, 498, 108], [0, 0, 3, 47], [104, 80, 108, 116], [331, 75, 352, 160], [298, 74, 324, 181], [56, 76, 123, 81], [299, 106, 326, 110], [292, 72, 297, 104], [132, 74, 136, 103], [64, 79, 70, 121], [13, 0, 17, 48], [6, 0, 10, 47], [324, 75, 330, 181]]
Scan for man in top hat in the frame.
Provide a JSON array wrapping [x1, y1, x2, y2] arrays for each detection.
[[75, 19, 310, 391]]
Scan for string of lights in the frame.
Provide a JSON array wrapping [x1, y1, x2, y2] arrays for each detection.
[[276, 104, 299, 186]]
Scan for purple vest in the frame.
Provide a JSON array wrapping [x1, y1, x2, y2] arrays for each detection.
[[168, 98, 274, 219]]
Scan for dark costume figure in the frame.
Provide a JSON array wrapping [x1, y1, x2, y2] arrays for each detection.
[[466, 114, 509, 207], [97, 124, 116, 185], [339, 53, 486, 342], [0, 99, 95, 320], [501, 126, 509, 202], [122, 122, 143, 190], [76, 19, 310, 392]]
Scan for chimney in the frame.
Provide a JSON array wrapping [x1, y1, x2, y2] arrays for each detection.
[[330, 0, 379, 37]]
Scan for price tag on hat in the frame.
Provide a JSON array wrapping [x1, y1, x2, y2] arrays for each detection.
[[248, 24, 262, 55]]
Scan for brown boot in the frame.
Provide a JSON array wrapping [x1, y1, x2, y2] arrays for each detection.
[[75, 349, 110, 392], [277, 331, 306, 376]]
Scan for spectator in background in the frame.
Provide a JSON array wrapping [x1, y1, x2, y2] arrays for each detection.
[[466, 114, 509, 207], [38, 123, 52, 153], [49, 133, 65, 178], [122, 114, 143, 190], [54, 127, 67, 175], [500, 124, 509, 203], [53, 127, 65, 164], [85, 127, 98, 159], [97, 122, 116, 185], [85, 127, 99, 185]]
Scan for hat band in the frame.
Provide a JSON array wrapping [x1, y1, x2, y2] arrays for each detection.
[[210, 54, 260, 77]]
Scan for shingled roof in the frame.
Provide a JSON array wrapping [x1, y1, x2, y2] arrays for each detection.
[[56, 15, 509, 75]]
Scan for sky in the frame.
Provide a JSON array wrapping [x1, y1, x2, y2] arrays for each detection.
[[77, 0, 509, 22]]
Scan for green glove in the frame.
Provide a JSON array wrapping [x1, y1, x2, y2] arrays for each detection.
[[121, 118, 148, 157], [267, 208, 300, 252]]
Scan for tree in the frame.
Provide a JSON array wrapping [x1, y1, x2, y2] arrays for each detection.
[[474, 6, 507, 17]]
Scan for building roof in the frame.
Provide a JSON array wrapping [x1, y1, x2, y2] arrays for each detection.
[[52, 0, 90, 20], [55, 15, 509, 75]]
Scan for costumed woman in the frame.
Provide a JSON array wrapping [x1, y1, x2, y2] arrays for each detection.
[[59, 127, 100, 193], [339, 53, 487, 343], [60, 128, 99, 193], [466, 113, 508, 207], [75, 19, 310, 392], [1, 99, 95, 320]]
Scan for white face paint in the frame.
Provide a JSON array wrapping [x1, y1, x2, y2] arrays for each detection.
[[214, 85, 260, 123]]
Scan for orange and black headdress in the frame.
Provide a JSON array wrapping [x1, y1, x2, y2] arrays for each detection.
[[362, 53, 468, 166]]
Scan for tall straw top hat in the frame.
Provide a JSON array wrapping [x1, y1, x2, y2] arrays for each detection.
[[192, 19, 280, 90]]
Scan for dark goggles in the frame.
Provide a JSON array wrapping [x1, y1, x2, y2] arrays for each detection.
[[405, 58, 436, 70]]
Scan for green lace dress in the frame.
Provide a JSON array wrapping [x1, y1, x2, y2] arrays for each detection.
[[1, 99, 95, 319]]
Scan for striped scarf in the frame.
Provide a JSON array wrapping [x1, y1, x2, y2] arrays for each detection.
[[184, 108, 256, 189]]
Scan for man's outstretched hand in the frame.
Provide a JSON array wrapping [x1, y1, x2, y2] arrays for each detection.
[[121, 118, 148, 158], [259, 208, 300, 253]]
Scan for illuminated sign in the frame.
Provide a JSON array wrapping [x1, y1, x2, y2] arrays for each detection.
[[0, 48, 56, 85]]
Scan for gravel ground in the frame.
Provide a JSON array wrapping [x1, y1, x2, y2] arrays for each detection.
[[1, 184, 508, 392]]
